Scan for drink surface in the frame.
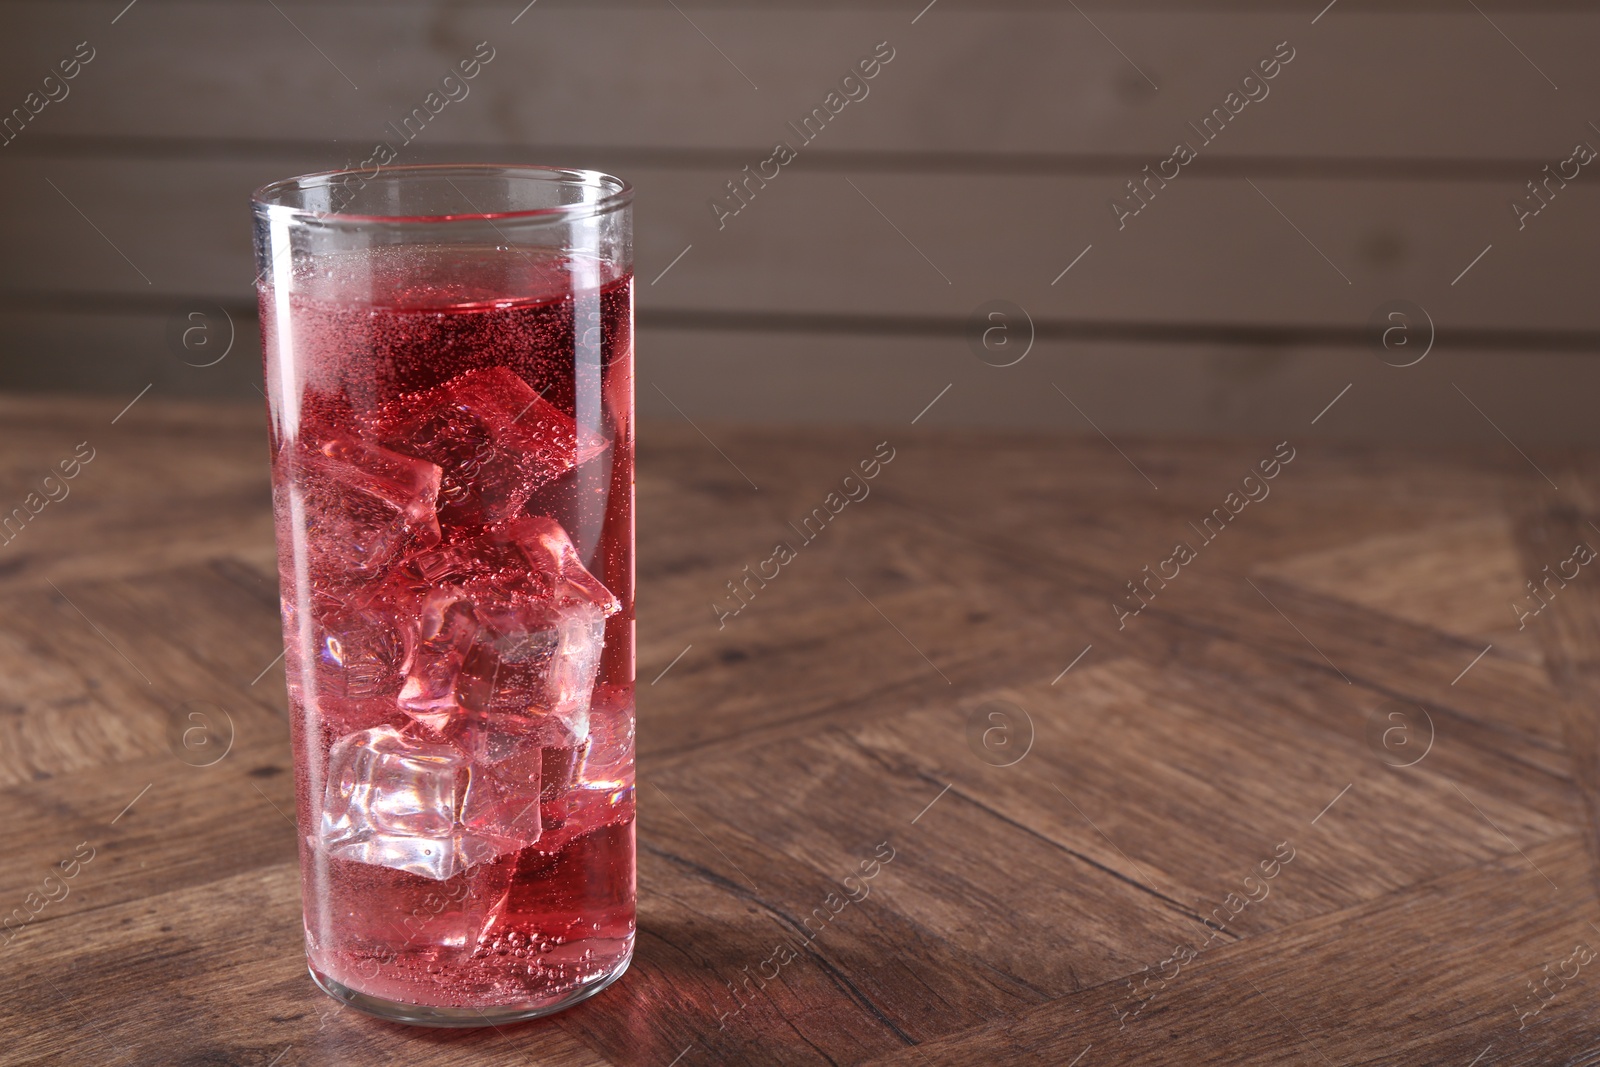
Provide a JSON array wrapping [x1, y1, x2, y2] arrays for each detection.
[[261, 245, 635, 1012]]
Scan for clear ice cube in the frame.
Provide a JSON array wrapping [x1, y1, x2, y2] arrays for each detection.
[[295, 434, 442, 578], [320, 725, 542, 881], [362, 366, 604, 527]]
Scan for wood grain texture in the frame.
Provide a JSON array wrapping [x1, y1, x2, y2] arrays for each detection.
[[4, 396, 1600, 1064]]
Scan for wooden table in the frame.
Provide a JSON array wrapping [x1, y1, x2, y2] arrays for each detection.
[[3, 394, 1599, 1066]]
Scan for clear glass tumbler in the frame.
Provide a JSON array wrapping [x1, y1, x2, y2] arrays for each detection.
[[251, 164, 635, 1026]]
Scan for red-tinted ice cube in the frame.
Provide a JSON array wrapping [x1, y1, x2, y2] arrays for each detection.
[[398, 595, 608, 738], [458, 600, 609, 752], [295, 434, 442, 579], [363, 366, 603, 527], [315, 595, 408, 702], [320, 725, 542, 881], [396, 589, 480, 731], [301, 592, 411, 734], [486, 516, 622, 614], [394, 516, 620, 736]]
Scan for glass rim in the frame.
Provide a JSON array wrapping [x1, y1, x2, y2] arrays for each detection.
[[251, 163, 633, 225]]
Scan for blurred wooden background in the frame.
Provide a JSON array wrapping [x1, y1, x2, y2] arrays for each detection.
[[1, 0, 1598, 441]]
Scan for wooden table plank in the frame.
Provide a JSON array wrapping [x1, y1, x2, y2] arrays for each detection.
[[1507, 462, 1600, 908], [861, 836, 1600, 1067], [0, 865, 613, 1067]]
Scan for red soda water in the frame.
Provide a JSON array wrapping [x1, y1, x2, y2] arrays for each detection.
[[260, 245, 635, 1017]]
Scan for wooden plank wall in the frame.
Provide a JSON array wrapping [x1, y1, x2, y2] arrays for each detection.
[[0, 0, 1596, 441]]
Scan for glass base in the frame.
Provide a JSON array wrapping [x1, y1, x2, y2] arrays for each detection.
[[309, 949, 633, 1028]]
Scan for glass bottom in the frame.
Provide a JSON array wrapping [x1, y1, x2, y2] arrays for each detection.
[[309, 947, 633, 1028]]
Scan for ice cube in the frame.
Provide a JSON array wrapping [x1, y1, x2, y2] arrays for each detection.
[[396, 589, 481, 732], [466, 600, 608, 737], [488, 516, 621, 615], [315, 595, 407, 702], [397, 594, 607, 737], [363, 367, 604, 527], [578, 683, 635, 789], [404, 544, 475, 584], [320, 725, 542, 881], [394, 516, 619, 735], [295, 434, 442, 579]]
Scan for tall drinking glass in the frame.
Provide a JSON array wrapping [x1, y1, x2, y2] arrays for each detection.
[[252, 165, 635, 1026]]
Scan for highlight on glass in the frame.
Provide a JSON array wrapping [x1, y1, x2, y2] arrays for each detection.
[[252, 164, 636, 1026]]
